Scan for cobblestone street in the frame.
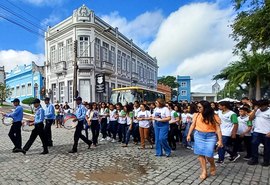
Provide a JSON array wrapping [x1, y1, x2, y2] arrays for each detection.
[[0, 124, 269, 185]]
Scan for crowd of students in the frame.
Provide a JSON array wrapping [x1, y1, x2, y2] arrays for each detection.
[[3, 96, 270, 180]]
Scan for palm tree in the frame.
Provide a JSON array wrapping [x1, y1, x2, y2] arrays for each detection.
[[214, 52, 270, 100]]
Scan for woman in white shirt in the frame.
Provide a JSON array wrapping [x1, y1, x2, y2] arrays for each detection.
[[153, 98, 171, 157], [137, 104, 153, 149], [87, 103, 100, 147], [99, 102, 109, 142]]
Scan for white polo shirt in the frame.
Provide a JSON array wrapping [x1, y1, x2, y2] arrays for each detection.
[[253, 108, 270, 134]]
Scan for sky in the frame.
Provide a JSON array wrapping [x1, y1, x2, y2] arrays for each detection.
[[0, 0, 238, 92]]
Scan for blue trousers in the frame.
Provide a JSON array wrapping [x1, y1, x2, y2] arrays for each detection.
[[251, 132, 270, 163], [154, 121, 171, 156], [125, 126, 132, 145], [108, 121, 118, 139]]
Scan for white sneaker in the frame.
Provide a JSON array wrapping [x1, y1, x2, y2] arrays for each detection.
[[214, 153, 219, 159], [111, 139, 116, 143], [106, 137, 111, 141], [225, 152, 230, 158], [100, 138, 105, 142]]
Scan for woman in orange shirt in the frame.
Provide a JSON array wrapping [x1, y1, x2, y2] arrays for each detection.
[[187, 101, 223, 181]]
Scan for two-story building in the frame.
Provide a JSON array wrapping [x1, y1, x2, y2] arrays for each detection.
[[177, 76, 191, 102], [5, 62, 45, 103], [45, 5, 159, 103]]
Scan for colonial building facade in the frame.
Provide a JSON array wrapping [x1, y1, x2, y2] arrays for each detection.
[[5, 62, 44, 103], [45, 5, 159, 103], [177, 76, 191, 102]]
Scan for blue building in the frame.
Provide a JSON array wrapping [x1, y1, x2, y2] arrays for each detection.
[[5, 62, 45, 103], [177, 76, 191, 102]]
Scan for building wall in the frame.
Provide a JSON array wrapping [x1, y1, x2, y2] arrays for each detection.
[[157, 84, 171, 102], [0, 66, 5, 84], [45, 5, 159, 104], [5, 63, 44, 103], [191, 93, 217, 102], [177, 76, 191, 102]]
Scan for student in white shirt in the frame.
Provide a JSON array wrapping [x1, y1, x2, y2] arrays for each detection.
[[248, 99, 270, 167], [116, 103, 127, 144], [108, 104, 118, 143], [87, 103, 100, 147], [137, 104, 153, 149], [99, 102, 109, 141], [167, 103, 180, 150], [152, 98, 171, 157], [133, 101, 141, 144], [217, 101, 239, 164]]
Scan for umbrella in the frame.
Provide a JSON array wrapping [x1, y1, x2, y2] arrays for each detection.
[[217, 98, 240, 103]]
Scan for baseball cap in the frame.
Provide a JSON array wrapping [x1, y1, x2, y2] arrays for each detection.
[[32, 98, 41, 104], [44, 97, 50, 101], [11, 98, 20, 103], [75, 97, 82, 101]]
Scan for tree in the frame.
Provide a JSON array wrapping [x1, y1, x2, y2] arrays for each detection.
[[22, 97, 36, 113], [231, 0, 270, 53], [213, 52, 270, 100], [158, 76, 179, 98], [0, 83, 11, 105], [158, 76, 179, 88]]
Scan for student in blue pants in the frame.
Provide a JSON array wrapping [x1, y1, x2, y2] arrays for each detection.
[[153, 98, 171, 157]]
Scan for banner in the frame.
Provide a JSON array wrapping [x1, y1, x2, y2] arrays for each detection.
[[96, 74, 105, 93]]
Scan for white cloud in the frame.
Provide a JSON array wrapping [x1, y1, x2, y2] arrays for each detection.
[[147, 2, 235, 92], [22, 0, 64, 6], [0, 50, 44, 72], [100, 10, 164, 50]]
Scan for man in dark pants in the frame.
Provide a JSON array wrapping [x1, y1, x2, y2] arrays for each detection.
[[44, 97, 55, 146], [69, 97, 92, 153], [3, 98, 23, 152], [17, 98, 48, 155]]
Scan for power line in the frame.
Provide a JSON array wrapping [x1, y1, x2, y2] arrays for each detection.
[[0, 2, 46, 32], [0, 13, 44, 37], [4, 0, 43, 23]]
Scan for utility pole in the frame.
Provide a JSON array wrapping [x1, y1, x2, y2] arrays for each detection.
[[73, 40, 78, 106]]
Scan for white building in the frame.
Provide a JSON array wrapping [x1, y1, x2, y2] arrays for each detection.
[[45, 5, 158, 103], [0, 66, 5, 84]]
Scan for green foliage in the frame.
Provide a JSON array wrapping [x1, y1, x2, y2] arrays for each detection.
[[0, 83, 12, 105], [213, 52, 270, 99], [231, 0, 270, 53], [22, 97, 35, 113], [158, 76, 179, 89]]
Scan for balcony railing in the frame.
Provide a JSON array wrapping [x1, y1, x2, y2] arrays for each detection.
[[52, 61, 67, 74], [131, 72, 139, 82], [77, 58, 94, 69], [101, 61, 114, 74]]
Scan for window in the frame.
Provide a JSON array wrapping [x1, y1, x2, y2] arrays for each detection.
[[122, 53, 126, 71], [127, 56, 131, 73], [111, 83, 115, 89], [11, 88, 15, 98], [68, 81, 73, 103], [111, 46, 115, 52], [79, 36, 89, 57], [117, 50, 121, 72], [66, 39, 73, 61], [52, 84, 56, 103], [58, 42, 64, 61], [59, 82, 64, 103], [95, 38, 100, 44], [27, 83, 32, 95], [181, 81, 187, 87], [132, 58, 136, 73], [181, 90, 187, 96], [50, 46, 56, 63], [103, 42, 109, 48], [21, 85, 26, 96]]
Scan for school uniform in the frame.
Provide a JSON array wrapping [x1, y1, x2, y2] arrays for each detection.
[[118, 110, 127, 143], [90, 110, 100, 146], [70, 103, 92, 152], [133, 107, 141, 143], [168, 110, 179, 150], [6, 105, 23, 150], [217, 110, 238, 162], [44, 103, 55, 146], [250, 108, 270, 165], [23, 105, 48, 154], [100, 108, 109, 139], [138, 110, 152, 148], [108, 109, 118, 140]]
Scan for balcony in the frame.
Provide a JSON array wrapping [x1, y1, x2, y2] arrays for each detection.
[[53, 61, 67, 75], [131, 72, 139, 82], [77, 58, 94, 69], [101, 61, 114, 75]]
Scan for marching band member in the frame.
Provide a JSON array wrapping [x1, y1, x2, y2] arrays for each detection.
[[19, 98, 49, 155], [69, 97, 92, 153], [3, 98, 23, 153], [44, 97, 55, 147]]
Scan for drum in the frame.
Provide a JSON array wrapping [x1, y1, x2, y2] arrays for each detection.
[[2, 117, 13, 126], [63, 113, 78, 129], [22, 121, 34, 132]]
